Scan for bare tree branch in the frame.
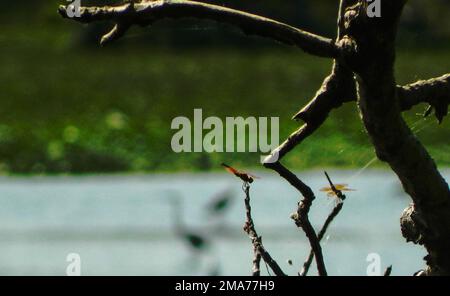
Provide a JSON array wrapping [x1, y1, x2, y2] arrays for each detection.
[[287, 72, 449, 142], [262, 2, 357, 276], [290, 2, 447, 127], [384, 265, 393, 276], [265, 162, 327, 276], [299, 201, 343, 276], [242, 183, 286, 276], [56, 0, 450, 275], [264, 124, 316, 164], [100, 22, 132, 46], [58, 0, 339, 58], [292, 66, 356, 123], [264, 0, 357, 164], [300, 172, 346, 276], [261, 1, 353, 170], [293, 0, 357, 123], [252, 252, 262, 276], [344, 0, 450, 275], [398, 74, 450, 123]]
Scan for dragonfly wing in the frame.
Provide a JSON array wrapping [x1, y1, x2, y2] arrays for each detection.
[[222, 163, 239, 175], [334, 184, 349, 190], [247, 173, 260, 179]]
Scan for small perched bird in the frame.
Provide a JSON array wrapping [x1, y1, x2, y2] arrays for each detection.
[[221, 163, 259, 184]]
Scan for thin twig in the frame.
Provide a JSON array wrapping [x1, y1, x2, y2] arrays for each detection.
[[384, 265, 393, 276], [324, 171, 347, 201], [242, 183, 286, 276], [252, 252, 261, 276], [300, 171, 346, 276], [243, 182, 262, 276]]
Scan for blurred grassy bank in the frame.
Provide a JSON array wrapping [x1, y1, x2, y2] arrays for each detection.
[[0, 8, 449, 174]]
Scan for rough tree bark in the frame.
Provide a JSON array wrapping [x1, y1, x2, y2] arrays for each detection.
[[59, 0, 450, 275], [342, 1, 450, 275]]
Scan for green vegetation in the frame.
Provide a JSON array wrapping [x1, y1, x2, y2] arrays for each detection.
[[0, 7, 449, 174]]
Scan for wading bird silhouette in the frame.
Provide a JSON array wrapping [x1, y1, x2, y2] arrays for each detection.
[[164, 191, 222, 275], [166, 191, 209, 252], [205, 188, 235, 217]]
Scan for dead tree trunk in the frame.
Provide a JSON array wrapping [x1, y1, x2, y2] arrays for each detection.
[[59, 0, 450, 275], [343, 1, 450, 275]]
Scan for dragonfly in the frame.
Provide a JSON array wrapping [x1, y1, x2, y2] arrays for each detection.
[[221, 163, 259, 184], [320, 184, 356, 197]]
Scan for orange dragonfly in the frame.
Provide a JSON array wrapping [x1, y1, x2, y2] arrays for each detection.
[[221, 163, 259, 184], [320, 184, 355, 197]]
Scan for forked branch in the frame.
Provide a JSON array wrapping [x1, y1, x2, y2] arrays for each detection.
[[265, 162, 327, 276], [300, 172, 346, 276], [293, 0, 357, 123], [285, 73, 450, 156], [58, 0, 339, 58]]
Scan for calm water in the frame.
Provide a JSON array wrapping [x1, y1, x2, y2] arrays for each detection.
[[0, 169, 447, 276]]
